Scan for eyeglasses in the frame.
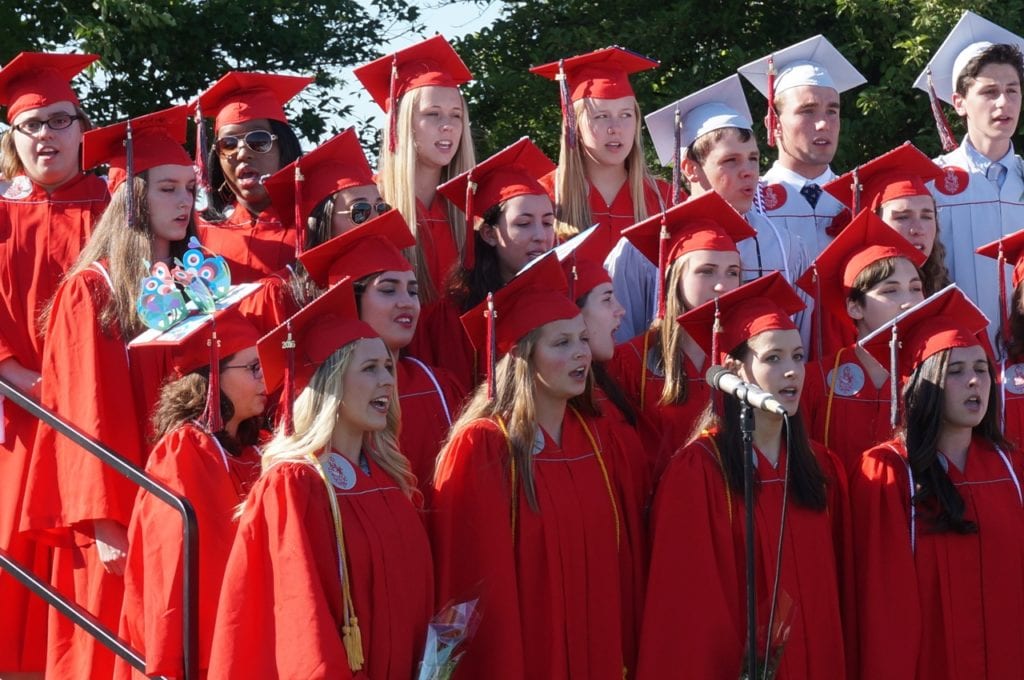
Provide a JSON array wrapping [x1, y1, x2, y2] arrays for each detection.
[[336, 201, 391, 225], [13, 113, 81, 135], [223, 360, 263, 379], [214, 130, 278, 155]]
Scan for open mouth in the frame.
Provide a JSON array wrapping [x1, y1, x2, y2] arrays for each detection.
[[965, 395, 982, 410], [394, 314, 414, 328], [37, 145, 58, 158], [435, 140, 454, 152], [370, 396, 390, 413], [778, 386, 799, 399], [236, 168, 261, 189], [569, 365, 588, 381]]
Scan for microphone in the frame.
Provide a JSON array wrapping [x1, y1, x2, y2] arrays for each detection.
[[705, 365, 788, 416]]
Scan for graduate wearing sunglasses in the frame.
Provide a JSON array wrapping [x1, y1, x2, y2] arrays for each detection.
[[192, 71, 311, 283]]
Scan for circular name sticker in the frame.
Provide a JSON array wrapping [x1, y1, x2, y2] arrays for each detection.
[[827, 362, 865, 397], [324, 452, 357, 491], [2, 175, 32, 200], [1005, 363, 1024, 396]]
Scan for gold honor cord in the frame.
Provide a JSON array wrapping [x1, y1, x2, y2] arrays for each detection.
[[823, 347, 846, 450], [308, 453, 365, 672]]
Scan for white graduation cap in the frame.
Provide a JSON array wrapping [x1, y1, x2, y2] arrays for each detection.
[[912, 10, 1024, 105], [738, 34, 867, 98], [645, 74, 753, 166]]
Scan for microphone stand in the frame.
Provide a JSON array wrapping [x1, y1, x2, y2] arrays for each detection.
[[741, 401, 757, 678]]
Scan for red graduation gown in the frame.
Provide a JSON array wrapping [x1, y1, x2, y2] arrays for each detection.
[[605, 332, 710, 482], [21, 263, 162, 680], [851, 438, 1024, 680], [802, 345, 895, 474], [638, 436, 851, 680], [238, 271, 301, 336], [1000, 356, 1024, 451], [538, 171, 675, 235], [431, 413, 629, 679], [114, 424, 260, 679], [0, 172, 108, 672], [416, 197, 459, 296], [396, 357, 465, 498], [407, 295, 477, 390], [197, 204, 295, 283], [208, 455, 434, 680]]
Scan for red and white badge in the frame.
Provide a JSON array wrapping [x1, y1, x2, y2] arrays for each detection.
[[933, 166, 969, 196], [827, 362, 865, 397], [760, 183, 787, 211], [1005, 363, 1024, 396], [2, 175, 32, 200], [325, 452, 358, 490]]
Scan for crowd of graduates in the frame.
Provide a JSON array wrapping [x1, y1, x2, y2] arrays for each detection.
[[4, 9, 1024, 680]]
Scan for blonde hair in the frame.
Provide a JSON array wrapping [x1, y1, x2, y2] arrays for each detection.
[[378, 86, 475, 303], [652, 256, 691, 406], [1, 105, 93, 180], [553, 97, 662, 239], [259, 340, 416, 498], [53, 172, 197, 339], [437, 326, 595, 510]]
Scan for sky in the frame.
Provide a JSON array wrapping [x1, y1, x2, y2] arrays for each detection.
[[339, 0, 504, 131]]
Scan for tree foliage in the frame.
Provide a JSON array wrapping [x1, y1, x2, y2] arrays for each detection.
[[0, 0, 423, 143], [454, 0, 1024, 172]]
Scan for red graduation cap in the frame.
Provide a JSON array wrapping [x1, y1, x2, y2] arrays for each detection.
[[264, 127, 376, 230], [437, 136, 555, 270], [297, 210, 414, 288], [823, 142, 943, 214], [460, 253, 580, 396], [622, 192, 755, 318], [81, 105, 192, 193], [258, 278, 379, 433], [555, 223, 618, 301], [678, 271, 805, 366], [976, 229, 1024, 346], [796, 209, 926, 336], [530, 45, 658, 102], [353, 34, 472, 113], [0, 52, 98, 123], [194, 71, 313, 133], [859, 285, 989, 389]]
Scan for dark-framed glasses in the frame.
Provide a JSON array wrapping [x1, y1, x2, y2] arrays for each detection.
[[214, 130, 278, 155], [336, 201, 391, 225], [223, 360, 263, 379], [13, 113, 81, 135]]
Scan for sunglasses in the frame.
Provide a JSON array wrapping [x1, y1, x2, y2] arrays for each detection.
[[336, 201, 391, 225], [223, 360, 263, 379], [214, 130, 278, 155]]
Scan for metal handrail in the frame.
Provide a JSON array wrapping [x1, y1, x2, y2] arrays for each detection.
[[0, 378, 198, 679]]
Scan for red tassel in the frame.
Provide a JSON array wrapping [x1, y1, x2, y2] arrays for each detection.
[[557, 60, 577, 150], [387, 56, 399, 154], [999, 244, 1011, 347], [464, 177, 477, 270], [926, 67, 958, 153], [294, 165, 305, 257], [766, 56, 778, 148], [282, 324, 297, 436], [202, 328, 223, 432], [657, 214, 670, 319], [193, 102, 211, 194], [671, 105, 682, 206], [485, 293, 497, 401]]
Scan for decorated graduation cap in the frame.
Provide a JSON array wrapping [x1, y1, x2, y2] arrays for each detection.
[[622, 191, 756, 318], [437, 136, 555, 270], [258, 277, 379, 434], [530, 45, 658, 150], [738, 34, 866, 147], [678, 271, 805, 366], [461, 252, 580, 397], [646, 75, 753, 204], [263, 127, 376, 253], [913, 11, 1024, 150], [860, 284, 989, 424], [822, 142, 943, 214], [81, 104, 192, 194], [553, 222, 617, 301], [976, 229, 1024, 347], [194, 71, 312, 133], [796, 209, 926, 338], [353, 34, 472, 154], [297, 210, 414, 288], [0, 52, 98, 123]]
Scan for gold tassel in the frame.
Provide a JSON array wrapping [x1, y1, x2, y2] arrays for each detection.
[[343, 616, 365, 672]]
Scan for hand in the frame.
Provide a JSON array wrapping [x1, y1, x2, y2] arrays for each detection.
[[93, 519, 129, 576], [0, 357, 42, 398]]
